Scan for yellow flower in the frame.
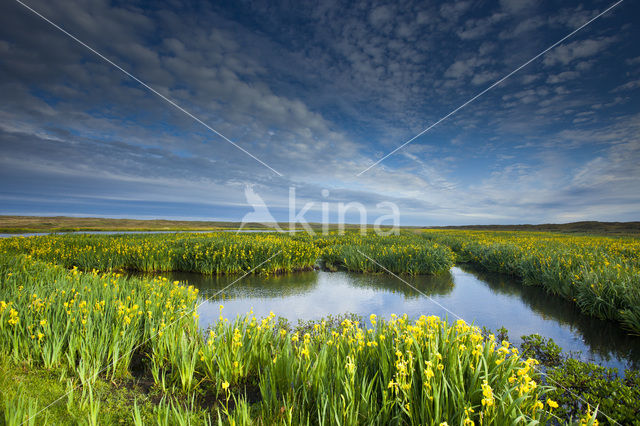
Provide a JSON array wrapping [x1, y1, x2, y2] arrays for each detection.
[[481, 380, 494, 407], [8, 308, 19, 326], [222, 380, 229, 391], [40, 319, 47, 327], [424, 367, 434, 380], [369, 314, 377, 325], [547, 399, 559, 409]]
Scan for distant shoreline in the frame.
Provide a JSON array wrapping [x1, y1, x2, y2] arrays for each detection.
[[0, 215, 638, 235], [423, 220, 640, 235], [0, 215, 388, 234]]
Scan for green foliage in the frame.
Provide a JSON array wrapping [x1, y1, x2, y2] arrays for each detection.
[[2, 387, 40, 426], [520, 334, 563, 367], [0, 232, 321, 275], [547, 360, 640, 425], [496, 326, 509, 342], [514, 331, 640, 425], [318, 233, 455, 275], [0, 231, 456, 276], [0, 253, 550, 423], [2, 231, 635, 423]]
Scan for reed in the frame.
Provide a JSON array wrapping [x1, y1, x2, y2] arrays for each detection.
[[0, 231, 456, 276], [423, 230, 640, 334], [318, 233, 455, 275], [0, 253, 559, 423], [0, 233, 321, 275]]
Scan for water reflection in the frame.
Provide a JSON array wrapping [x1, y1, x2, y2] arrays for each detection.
[[146, 266, 640, 371], [324, 271, 455, 298], [162, 269, 455, 300], [160, 270, 321, 298]]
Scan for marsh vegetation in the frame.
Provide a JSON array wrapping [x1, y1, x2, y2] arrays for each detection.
[[1, 230, 637, 424]]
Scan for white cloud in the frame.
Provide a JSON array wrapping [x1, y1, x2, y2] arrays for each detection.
[[546, 71, 580, 84], [611, 79, 640, 92], [0, 0, 638, 225], [444, 57, 488, 79], [369, 5, 393, 27], [543, 37, 617, 67]]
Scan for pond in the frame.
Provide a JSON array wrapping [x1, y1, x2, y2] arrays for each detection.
[[152, 265, 640, 372]]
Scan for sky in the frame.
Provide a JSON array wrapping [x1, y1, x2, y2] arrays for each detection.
[[0, 0, 639, 226]]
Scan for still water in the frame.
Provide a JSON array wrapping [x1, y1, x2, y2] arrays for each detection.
[[155, 265, 640, 372]]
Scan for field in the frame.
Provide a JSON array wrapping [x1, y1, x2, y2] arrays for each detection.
[[2, 230, 636, 423], [0, 216, 394, 234], [0, 215, 273, 233], [0, 232, 455, 276], [5, 215, 637, 235], [0, 253, 557, 424]]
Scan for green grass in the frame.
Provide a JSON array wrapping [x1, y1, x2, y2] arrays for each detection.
[[0, 253, 564, 424], [318, 233, 455, 275], [0, 233, 322, 275], [0, 232, 455, 276], [0, 230, 625, 423], [0, 357, 210, 425]]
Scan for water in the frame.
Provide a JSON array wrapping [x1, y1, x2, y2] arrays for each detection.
[[153, 265, 640, 372]]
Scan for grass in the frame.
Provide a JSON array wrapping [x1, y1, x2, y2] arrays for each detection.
[[0, 252, 575, 424], [0, 215, 274, 233], [0, 233, 322, 275], [317, 233, 455, 275], [422, 230, 640, 334], [0, 357, 205, 425], [1, 229, 627, 423], [0, 232, 455, 276]]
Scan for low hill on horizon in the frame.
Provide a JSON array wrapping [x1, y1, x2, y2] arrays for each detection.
[[426, 221, 640, 235]]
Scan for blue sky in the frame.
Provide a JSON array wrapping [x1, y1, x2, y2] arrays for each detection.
[[0, 0, 638, 225]]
